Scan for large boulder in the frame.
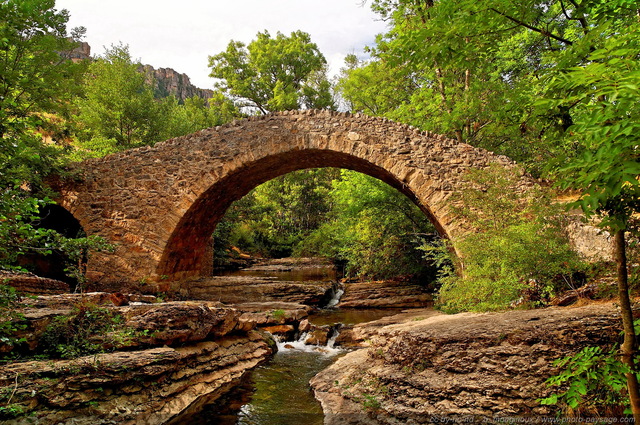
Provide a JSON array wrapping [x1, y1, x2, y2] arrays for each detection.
[[311, 303, 621, 423]]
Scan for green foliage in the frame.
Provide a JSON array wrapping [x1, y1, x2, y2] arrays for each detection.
[[215, 169, 437, 281], [341, 0, 639, 176], [0, 190, 114, 288], [270, 309, 286, 322], [215, 168, 338, 258], [39, 303, 135, 359], [209, 30, 335, 113], [361, 394, 381, 410], [162, 93, 239, 139], [296, 170, 436, 280], [74, 43, 165, 151], [52, 234, 115, 292], [540, 345, 630, 415], [0, 285, 26, 350], [70, 44, 240, 160], [433, 165, 586, 313], [0, 0, 79, 191], [0, 0, 83, 139], [546, 24, 640, 233], [0, 403, 27, 420], [0, 0, 114, 285], [0, 192, 56, 268]]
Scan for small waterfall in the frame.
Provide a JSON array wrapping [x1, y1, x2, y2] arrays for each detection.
[[272, 326, 343, 356], [324, 284, 344, 309], [326, 325, 342, 349]]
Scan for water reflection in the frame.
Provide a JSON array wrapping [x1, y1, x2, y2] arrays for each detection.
[[182, 348, 341, 425]]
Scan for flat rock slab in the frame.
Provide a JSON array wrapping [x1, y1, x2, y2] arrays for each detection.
[[340, 281, 433, 309], [311, 303, 622, 423], [180, 276, 334, 306], [1, 271, 69, 295]]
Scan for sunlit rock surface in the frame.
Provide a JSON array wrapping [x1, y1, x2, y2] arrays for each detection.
[[339, 280, 433, 309], [311, 303, 621, 423]]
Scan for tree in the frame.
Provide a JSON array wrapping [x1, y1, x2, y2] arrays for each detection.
[[0, 0, 82, 140], [209, 30, 335, 113], [336, 53, 414, 115], [0, 0, 111, 283], [549, 24, 640, 418], [429, 165, 585, 313], [162, 92, 240, 139], [0, 0, 84, 191], [215, 168, 339, 258], [74, 43, 164, 151], [362, 0, 640, 415], [343, 0, 638, 175], [296, 170, 436, 280]]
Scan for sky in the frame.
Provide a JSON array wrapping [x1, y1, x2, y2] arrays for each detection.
[[54, 0, 389, 89]]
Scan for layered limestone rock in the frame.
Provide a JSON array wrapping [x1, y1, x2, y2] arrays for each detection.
[[1, 332, 273, 425], [339, 280, 433, 309], [0, 298, 311, 423], [0, 271, 69, 295], [311, 303, 621, 423], [178, 275, 336, 306], [6, 296, 310, 355]]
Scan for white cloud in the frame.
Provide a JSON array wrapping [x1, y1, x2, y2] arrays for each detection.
[[56, 0, 388, 88]]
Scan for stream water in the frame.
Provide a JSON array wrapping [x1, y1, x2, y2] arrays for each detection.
[[174, 262, 404, 424]]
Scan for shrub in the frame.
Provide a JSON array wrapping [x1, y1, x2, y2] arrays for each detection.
[[539, 345, 629, 416], [0, 284, 27, 350], [427, 165, 587, 312], [39, 303, 134, 359]]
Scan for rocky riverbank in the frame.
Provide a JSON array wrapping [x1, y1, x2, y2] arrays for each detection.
[[177, 257, 339, 306], [311, 303, 622, 423], [0, 294, 314, 424]]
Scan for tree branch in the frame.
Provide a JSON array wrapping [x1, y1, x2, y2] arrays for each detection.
[[488, 8, 573, 46]]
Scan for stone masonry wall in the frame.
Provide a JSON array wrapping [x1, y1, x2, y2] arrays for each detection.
[[54, 110, 539, 287]]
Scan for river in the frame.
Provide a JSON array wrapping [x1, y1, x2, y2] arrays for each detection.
[[172, 260, 407, 424]]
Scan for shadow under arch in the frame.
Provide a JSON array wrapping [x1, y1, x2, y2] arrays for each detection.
[[21, 204, 85, 286], [157, 149, 448, 280]]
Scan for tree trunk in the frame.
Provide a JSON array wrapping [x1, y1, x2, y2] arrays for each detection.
[[614, 229, 640, 420]]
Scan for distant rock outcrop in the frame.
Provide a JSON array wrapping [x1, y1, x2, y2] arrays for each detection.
[[64, 41, 91, 62], [62, 41, 212, 103], [141, 65, 213, 103]]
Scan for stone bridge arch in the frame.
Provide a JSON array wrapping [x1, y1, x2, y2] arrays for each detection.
[[55, 110, 528, 287]]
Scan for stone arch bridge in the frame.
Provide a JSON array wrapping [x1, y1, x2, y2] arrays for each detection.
[[55, 110, 530, 288]]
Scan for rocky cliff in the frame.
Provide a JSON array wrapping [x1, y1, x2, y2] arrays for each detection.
[[0, 295, 314, 424], [62, 41, 212, 103], [141, 65, 213, 103]]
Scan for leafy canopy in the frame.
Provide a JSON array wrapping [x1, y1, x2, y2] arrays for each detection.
[[209, 30, 335, 113]]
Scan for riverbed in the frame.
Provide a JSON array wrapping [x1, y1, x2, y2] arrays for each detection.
[[172, 259, 420, 424]]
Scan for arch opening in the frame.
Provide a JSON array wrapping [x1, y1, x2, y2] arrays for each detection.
[[157, 149, 449, 280], [20, 204, 86, 287]]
